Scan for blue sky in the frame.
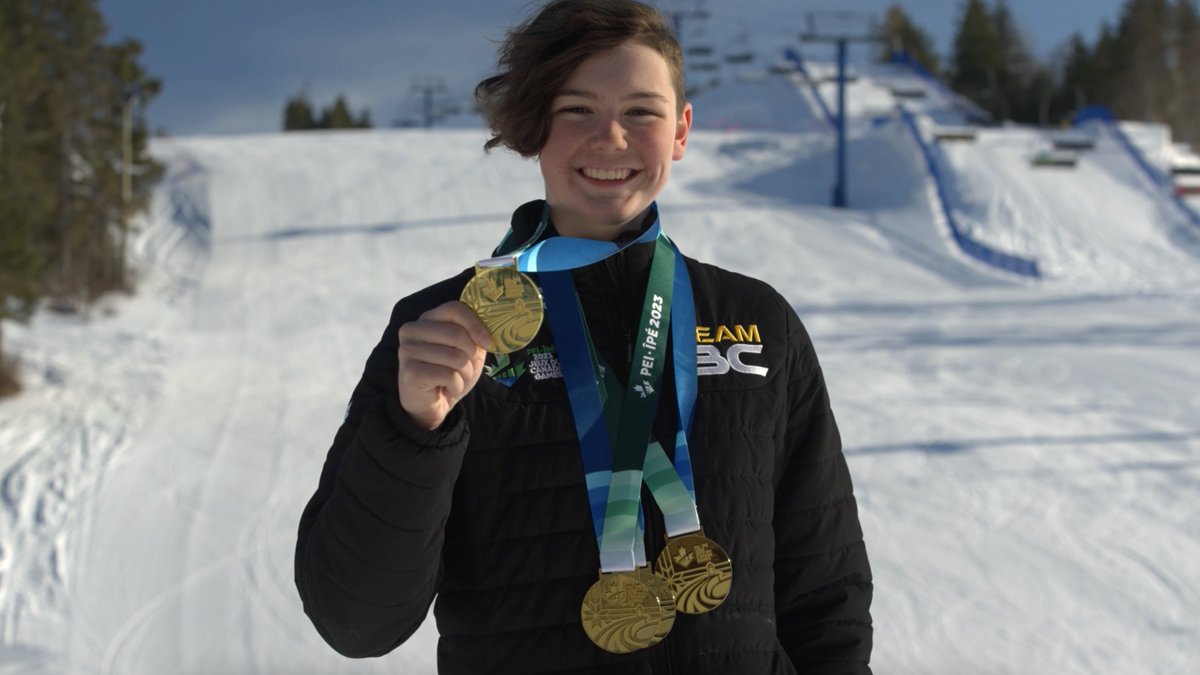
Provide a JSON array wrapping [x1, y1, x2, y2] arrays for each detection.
[[97, 0, 1128, 136]]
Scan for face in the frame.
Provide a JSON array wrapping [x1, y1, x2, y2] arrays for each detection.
[[539, 41, 692, 240]]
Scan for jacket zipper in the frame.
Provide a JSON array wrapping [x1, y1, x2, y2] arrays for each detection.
[[603, 253, 634, 375]]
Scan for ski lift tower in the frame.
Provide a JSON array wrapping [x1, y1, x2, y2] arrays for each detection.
[[411, 77, 448, 128], [799, 11, 880, 208]]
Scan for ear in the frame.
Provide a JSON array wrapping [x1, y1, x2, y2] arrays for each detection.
[[673, 102, 692, 161]]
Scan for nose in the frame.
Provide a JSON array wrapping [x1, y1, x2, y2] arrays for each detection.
[[589, 116, 628, 151]]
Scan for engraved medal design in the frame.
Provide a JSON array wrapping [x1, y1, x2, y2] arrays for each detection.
[[580, 571, 673, 653], [637, 567, 677, 646], [459, 264, 544, 354], [654, 532, 733, 615]]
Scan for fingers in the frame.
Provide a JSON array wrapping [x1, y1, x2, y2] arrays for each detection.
[[400, 358, 473, 399], [395, 300, 493, 430], [399, 338, 477, 372], [410, 301, 493, 352]]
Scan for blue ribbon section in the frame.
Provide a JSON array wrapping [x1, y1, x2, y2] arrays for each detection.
[[541, 239, 702, 551], [519, 220, 661, 272], [541, 271, 614, 548], [508, 205, 703, 559], [666, 237, 698, 498]]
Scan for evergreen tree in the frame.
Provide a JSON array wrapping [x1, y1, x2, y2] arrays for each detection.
[[284, 93, 372, 131], [1055, 32, 1102, 115], [991, 0, 1039, 122], [877, 4, 941, 75], [950, 0, 1004, 118], [104, 37, 164, 290], [1058, 34, 1090, 110], [0, 0, 160, 393], [283, 92, 316, 130], [1173, 0, 1200, 144], [320, 95, 356, 129], [0, 0, 47, 326], [1090, 23, 1123, 107], [1114, 0, 1172, 121]]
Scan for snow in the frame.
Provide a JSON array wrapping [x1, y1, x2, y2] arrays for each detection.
[[2, 62, 1199, 674]]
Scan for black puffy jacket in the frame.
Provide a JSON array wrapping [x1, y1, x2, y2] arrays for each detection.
[[295, 201, 873, 674]]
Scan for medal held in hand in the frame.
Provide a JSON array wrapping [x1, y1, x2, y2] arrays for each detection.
[[459, 262, 544, 354], [654, 531, 733, 615], [580, 571, 676, 653]]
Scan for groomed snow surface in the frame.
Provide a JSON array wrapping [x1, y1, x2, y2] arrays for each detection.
[[3, 64, 1200, 674]]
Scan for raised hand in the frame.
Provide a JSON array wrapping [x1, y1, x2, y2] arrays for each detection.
[[396, 301, 493, 430]]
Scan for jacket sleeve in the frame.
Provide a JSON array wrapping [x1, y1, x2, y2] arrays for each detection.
[[773, 304, 873, 674], [294, 298, 470, 658]]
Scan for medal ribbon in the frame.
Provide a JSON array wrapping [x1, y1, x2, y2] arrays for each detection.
[[541, 246, 672, 573], [485, 203, 661, 272], [581, 249, 701, 537], [491, 202, 702, 572], [595, 236, 673, 572], [541, 236, 702, 572]]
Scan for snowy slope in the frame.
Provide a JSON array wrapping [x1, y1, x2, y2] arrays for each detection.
[[926, 123, 1200, 286], [2, 67, 1200, 675], [689, 71, 827, 132]]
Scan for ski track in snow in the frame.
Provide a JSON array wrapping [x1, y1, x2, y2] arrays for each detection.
[[2, 63, 1200, 674]]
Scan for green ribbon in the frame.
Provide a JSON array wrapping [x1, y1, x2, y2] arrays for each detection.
[[588, 238, 699, 571]]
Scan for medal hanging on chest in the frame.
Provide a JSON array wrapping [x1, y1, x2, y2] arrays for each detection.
[[579, 567, 677, 653], [654, 530, 733, 614]]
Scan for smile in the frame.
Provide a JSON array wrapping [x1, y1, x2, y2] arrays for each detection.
[[579, 167, 639, 181]]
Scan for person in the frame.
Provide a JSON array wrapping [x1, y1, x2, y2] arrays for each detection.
[[294, 1, 873, 673]]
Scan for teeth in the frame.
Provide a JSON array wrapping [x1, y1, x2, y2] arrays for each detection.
[[582, 168, 632, 181]]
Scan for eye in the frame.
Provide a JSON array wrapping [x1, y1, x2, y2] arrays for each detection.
[[555, 105, 590, 115], [628, 108, 658, 116]]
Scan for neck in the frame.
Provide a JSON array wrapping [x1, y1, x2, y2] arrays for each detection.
[[549, 204, 655, 241]]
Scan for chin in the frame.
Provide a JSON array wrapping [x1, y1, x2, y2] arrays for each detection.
[[591, 201, 651, 227]]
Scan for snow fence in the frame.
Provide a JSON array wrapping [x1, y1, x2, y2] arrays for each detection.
[[783, 48, 837, 130], [896, 105, 1041, 279], [1072, 105, 1200, 232]]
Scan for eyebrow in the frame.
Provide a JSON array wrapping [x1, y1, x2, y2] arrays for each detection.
[[554, 89, 670, 103]]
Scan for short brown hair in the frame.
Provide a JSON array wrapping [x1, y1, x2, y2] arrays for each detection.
[[475, 0, 685, 157]]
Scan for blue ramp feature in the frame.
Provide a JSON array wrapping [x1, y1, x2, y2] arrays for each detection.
[[1072, 105, 1200, 232], [896, 106, 1040, 279], [784, 48, 837, 130]]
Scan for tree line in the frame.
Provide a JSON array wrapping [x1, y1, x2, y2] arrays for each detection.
[[283, 92, 372, 131], [879, 0, 1200, 144], [0, 0, 160, 396]]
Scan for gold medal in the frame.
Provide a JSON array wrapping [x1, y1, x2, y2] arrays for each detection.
[[637, 567, 677, 646], [580, 571, 673, 653], [459, 263, 544, 354], [654, 531, 733, 615]]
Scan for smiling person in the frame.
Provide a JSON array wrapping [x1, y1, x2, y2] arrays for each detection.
[[294, 1, 872, 673]]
